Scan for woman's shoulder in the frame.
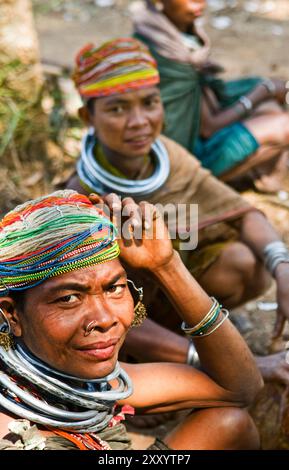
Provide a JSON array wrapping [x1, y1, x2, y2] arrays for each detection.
[[158, 134, 201, 169]]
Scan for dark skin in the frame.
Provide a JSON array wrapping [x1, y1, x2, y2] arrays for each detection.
[[102, 194, 289, 386], [67, 87, 289, 385], [0, 201, 262, 449], [158, 0, 289, 191]]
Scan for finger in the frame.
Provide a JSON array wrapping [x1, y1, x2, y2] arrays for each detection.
[[103, 193, 122, 213], [273, 311, 286, 339], [88, 193, 109, 219], [88, 193, 104, 205], [102, 193, 122, 229], [139, 201, 155, 230], [122, 197, 142, 230]]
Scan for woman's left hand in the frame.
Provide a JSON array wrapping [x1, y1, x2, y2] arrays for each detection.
[[89, 193, 174, 271]]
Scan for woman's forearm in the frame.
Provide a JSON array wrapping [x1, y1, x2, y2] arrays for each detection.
[[124, 317, 189, 363], [240, 210, 280, 260], [152, 251, 263, 401], [200, 84, 271, 138]]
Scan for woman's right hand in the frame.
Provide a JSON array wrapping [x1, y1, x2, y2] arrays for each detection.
[[89, 193, 175, 272]]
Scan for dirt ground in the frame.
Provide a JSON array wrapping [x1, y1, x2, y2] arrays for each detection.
[[33, 0, 289, 77], [4, 0, 289, 449]]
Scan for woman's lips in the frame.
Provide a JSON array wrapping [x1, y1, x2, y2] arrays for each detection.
[[125, 135, 152, 148], [78, 338, 118, 360], [78, 345, 116, 360]]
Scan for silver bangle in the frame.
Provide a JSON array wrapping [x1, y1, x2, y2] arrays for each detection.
[[181, 297, 219, 335], [238, 95, 253, 113], [186, 342, 200, 369], [263, 241, 289, 276], [261, 79, 276, 95], [198, 309, 229, 337]]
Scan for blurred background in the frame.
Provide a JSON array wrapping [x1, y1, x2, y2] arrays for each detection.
[[1, 0, 289, 449]]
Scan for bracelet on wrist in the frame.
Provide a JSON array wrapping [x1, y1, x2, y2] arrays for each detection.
[[238, 95, 253, 114], [263, 240, 289, 276], [186, 342, 201, 368], [181, 297, 219, 336], [181, 298, 229, 338], [261, 78, 276, 96]]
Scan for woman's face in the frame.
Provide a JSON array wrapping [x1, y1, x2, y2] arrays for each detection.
[[87, 86, 164, 159], [162, 0, 206, 31], [11, 260, 134, 379]]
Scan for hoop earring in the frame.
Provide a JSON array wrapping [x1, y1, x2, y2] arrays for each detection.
[[127, 280, 147, 328], [0, 308, 14, 351]]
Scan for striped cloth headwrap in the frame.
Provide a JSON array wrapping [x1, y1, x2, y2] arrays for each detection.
[[73, 37, 160, 100], [0, 190, 120, 296]]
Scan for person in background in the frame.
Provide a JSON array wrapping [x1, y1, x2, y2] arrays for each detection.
[[67, 37, 289, 387], [132, 0, 289, 192]]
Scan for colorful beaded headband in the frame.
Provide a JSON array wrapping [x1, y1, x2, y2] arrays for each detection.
[[0, 191, 120, 296], [73, 37, 160, 100]]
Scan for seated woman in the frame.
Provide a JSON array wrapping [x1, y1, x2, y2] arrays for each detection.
[[0, 190, 262, 450], [67, 37, 289, 386], [132, 0, 289, 192]]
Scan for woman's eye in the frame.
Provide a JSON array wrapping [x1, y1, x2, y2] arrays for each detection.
[[145, 97, 160, 108], [107, 284, 126, 296], [58, 294, 79, 304], [110, 105, 124, 114]]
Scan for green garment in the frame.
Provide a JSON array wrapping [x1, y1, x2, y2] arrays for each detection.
[[134, 33, 261, 174], [134, 32, 202, 152]]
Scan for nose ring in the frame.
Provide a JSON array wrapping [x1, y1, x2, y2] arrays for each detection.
[[84, 320, 98, 337]]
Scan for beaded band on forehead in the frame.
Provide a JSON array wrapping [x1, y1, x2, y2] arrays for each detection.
[[73, 37, 160, 100], [0, 190, 120, 296]]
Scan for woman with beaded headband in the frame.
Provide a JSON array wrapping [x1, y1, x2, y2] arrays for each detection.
[[132, 0, 289, 192], [68, 37, 289, 388], [0, 190, 262, 450]]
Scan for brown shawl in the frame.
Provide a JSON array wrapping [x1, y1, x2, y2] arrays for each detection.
[[131, 1, 211, 68]]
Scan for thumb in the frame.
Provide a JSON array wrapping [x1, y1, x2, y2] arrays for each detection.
[[273, 310, 286, 339], [88, 193, 103, 204]]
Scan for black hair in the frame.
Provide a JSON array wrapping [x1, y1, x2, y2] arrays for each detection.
[[10, 290, 26, 313], [86, 98, 97, 115]]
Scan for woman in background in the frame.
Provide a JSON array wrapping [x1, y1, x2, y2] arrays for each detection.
[[132, 0, 289, 192]]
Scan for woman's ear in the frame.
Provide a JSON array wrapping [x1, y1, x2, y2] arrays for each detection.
[[0, 298, 22, 337], [78, 106, 91, 125]]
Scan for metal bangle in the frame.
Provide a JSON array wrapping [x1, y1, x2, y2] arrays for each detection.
[[198, 309, 229, 338], [261, 78, 276, 95], [238, 95, 253, 113], [263, 241, 289, 276], [181, 297, 219, 335], [186, 342, 200, 369]]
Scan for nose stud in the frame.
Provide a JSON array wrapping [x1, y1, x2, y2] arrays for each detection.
[[84, 320, 98, 337]]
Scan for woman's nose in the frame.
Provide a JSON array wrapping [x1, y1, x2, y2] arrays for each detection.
[[83, 296, 117, 334], [127, 107, 147, 128]]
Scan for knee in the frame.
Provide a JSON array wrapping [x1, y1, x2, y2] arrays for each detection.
[[217, 407, 260, 450], [226, 242, 256, 274], [275, 113, 289, 143], [225, 242, 271, 292]]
